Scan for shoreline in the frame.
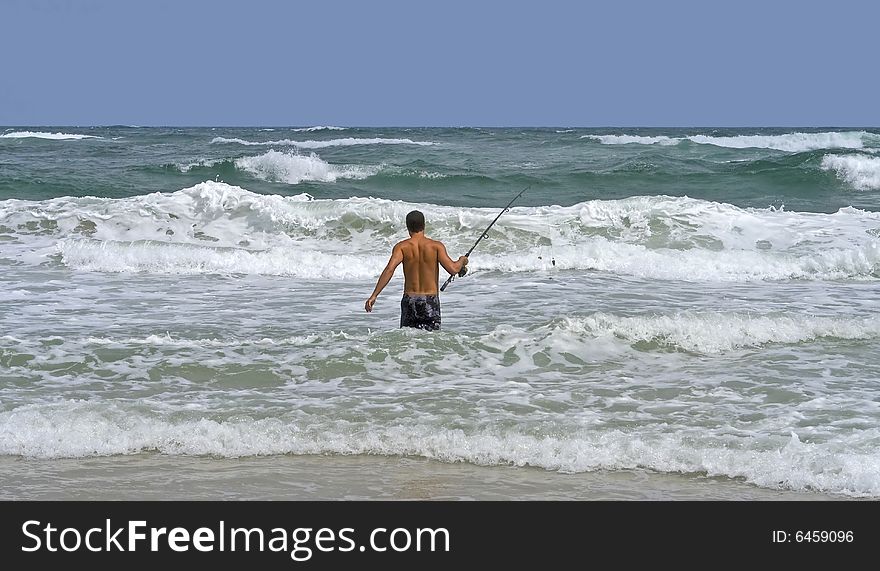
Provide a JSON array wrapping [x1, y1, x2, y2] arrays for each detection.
[[0, 453, 850, 501]]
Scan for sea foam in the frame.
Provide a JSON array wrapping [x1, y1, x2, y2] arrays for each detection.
[[234, 150, 379, 184], [1, 402, 877, 497], [210, 136, 435, 148], [291, 126, 346, 132], [0, 131, 101, 140], [584, 131, 875, 152], [552, 312, 880, 353], [3, 183, 879, 280], [583, 134, 678, 146], [821, 154, 880, 190], [56, 239, 385, 278]]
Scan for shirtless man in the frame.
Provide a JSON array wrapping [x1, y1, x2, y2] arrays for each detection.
[[364, 210, 468, 330]]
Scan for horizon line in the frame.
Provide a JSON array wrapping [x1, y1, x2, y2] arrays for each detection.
[[3, 124, 879, 129]]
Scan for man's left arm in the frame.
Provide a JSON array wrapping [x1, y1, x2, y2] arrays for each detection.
[[438, 243, 467, 275]]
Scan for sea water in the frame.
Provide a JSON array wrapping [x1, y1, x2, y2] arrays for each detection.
[[1, 126, 879, 498]]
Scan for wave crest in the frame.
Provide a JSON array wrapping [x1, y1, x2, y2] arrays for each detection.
[[583, 134, 678, 146], [584, 131, 876, 152], [2, 402, 877, 496], [550, 312, 880, 353], [234, 150, 379, 184], [0, 131, 101, 140], [210, 136, 435, 148], [291, 126, 346, 132], [3, 183, 879, 280], [821, 154, 880, 190]]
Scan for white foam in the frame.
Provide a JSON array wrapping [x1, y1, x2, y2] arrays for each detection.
[[210, 136, 435, 148], [233, 150, 379, 184], [4, 186, 880, 280], [465, 196, 880, 281], [582, 134, 679, 145], [686, 132, 870, 152], [0, 181, 321, 264], [84, 332, 331, 347], [583, 131, 875, 152], [418, 171, 447, 179], [290, 126, 346, 132], [175, 158, 225, 172], [64, 311, 880, 354], [57, 239, 385, 278], [554, 312, 880, 353], [483, 238, 880, 282], [1, 403, 877, 497], [821, 154, 880, 190], [0, 131, 101, 140]]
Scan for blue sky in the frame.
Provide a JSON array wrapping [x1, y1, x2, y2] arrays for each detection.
[[1, 0, 877, 126]]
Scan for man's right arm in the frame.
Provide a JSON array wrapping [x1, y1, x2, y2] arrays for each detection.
[[365, 243, 404, 312]]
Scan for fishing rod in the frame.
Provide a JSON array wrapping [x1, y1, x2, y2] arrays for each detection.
[[440, 185, 529, 292]]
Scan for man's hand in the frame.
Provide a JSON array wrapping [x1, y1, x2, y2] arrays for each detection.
[[365, 296, 377, 312], [458, 255, 469, 277]]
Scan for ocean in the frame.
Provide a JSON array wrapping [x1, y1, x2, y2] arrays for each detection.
[[1, 126, 879, 500]]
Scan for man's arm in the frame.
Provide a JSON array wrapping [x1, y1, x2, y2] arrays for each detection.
[[365, 244, 404, 312], [438, 243, 468, 276]]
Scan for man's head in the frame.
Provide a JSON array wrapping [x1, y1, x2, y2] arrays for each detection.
[[406, 210, 425, 234]]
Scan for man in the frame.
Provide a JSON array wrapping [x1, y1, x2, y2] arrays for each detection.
[[365, 210, 468, 330]]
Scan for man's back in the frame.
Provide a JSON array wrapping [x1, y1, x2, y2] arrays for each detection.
[[399, 235, 441, 295]]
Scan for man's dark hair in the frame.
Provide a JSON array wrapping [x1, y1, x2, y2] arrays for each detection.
[[406, 210, 425, 233]]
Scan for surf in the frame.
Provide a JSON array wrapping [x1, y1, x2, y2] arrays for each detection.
[[3, 182, 879, 280]]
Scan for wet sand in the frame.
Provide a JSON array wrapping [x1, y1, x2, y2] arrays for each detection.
[[0, 453, 847, 501]]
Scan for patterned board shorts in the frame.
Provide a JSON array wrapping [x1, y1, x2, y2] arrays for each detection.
[[400, 293, 441, 331]]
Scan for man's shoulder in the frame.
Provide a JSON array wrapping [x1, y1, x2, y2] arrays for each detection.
[[395, 236, 445, 252]]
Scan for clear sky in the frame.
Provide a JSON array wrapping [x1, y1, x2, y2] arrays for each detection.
[[1, 0, 877, 126]]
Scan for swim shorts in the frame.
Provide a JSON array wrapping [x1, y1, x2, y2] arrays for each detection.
[[400, 293, 441, 331]]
